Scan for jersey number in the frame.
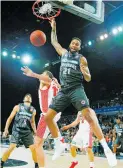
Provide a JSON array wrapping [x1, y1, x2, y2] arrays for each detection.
[[63, 68, 70, 75]]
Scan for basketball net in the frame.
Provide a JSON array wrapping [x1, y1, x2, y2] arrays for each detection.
[[32, 0, 61, 20]]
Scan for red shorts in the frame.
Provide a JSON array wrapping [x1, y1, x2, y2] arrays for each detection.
[[36, 114, 50, 139], [36, 112, 61, 139]]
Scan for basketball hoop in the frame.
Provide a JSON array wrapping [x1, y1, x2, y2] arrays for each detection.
[[32, 0, 61, 20]]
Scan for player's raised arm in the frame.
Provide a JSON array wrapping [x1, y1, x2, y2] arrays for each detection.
[[21, 66, 52, 84], [49, 19, 67, 56]]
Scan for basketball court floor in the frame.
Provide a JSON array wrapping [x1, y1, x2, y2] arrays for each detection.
[[1, 144, 123, 168]]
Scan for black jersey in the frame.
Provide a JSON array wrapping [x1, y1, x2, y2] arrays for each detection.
[[60, 51, 83, 89], [12, 103, 35, 133]]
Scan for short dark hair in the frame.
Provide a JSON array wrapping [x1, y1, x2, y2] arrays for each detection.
[[23, 93, 32, 100], [24, 93, 32, 99], [44, 71, 54, 79], [71, 37, 81, 44]]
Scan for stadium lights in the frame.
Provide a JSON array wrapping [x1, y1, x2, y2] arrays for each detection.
[[1, 24, 123, 57], [12, 54, 16, 59], [2, 51, 8, 56], [17, 56, 20, 59], [118, 26, 123, 32], [22, 54, 32, 64], [104, 34, 108, 38], [100, 35, 104, 40], [100, 33, 108, 41], [112, 28, 118, 35], [88, 41, 92, 46]]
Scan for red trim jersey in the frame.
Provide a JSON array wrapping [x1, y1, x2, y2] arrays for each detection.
[[77, 112, 91, 133], [38, 81, 59, 113]]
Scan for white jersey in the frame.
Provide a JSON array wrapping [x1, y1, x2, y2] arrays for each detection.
[[71, 112, 92, 148], [77, 112, 91, 133], [38, 81, 59, 113]]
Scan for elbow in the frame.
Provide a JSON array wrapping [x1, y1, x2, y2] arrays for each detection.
[[86, 76, 91, 82], [51, 40, 57, 47], [7, 117, 12, 123], [51, 39, 55, 45]]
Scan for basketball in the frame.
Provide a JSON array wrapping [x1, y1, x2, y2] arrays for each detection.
[[30, 30, 46, 47]]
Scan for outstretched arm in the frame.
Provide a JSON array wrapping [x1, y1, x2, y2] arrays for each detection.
[[50, 19, 67, 56], [80, 56, 91, 82], [61, 115, 80, 131], [21, 66, 52, 84], [3, 105, 19, 137]]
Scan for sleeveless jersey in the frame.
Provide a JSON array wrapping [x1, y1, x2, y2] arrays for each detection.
[[77, 112, 90, 133], [60, 51, 83, 89], [38, 81, 59, 113], [12, 103, 35, 133]]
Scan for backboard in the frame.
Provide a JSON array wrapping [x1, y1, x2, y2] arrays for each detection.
[[50, 0, 105, 24]]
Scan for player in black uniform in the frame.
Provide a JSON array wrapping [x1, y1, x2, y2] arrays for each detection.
[[21, 19, 117, 167], [1, 94, 38, 168]]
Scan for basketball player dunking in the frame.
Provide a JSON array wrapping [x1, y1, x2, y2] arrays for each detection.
[[1, 94, 38, 168], [21, 19, 117, 167], [61, 112, 95, 168]]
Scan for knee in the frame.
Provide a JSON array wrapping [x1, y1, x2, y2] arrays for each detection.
[[87, 147, 92, 154], [34, 137, 43, 148], [83, 108, 94, 124], [82, 108, 97, 125], [29, 144, 35, 151], [44, 109, 57, 122], [35, 142, 41, 149], [8, 144, 16, 152], [44, 114, 54, 122], [44, 114, 50, 122]]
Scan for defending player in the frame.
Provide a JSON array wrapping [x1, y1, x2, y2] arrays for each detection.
[[61, 112, 95, 168]]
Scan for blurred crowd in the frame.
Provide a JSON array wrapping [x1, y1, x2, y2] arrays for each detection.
[[91, 89, 123, 109], [1, 113, 123, 156], [37, 113, 123, 156]]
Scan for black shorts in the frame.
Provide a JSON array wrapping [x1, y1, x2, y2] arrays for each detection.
[[10, 130, 34, 148], [49, 86, 89, 112]]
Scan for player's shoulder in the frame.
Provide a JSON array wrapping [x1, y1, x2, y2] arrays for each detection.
[[62, 49, 69, 56], [13, 104, 19, 111], [80, 55, 88, 65], [63, 49, 68, 54], [80, 55, 86, 61], [18, 103, 23, 106], [18, 103, 24, 109], [30, 106, 36, 113]]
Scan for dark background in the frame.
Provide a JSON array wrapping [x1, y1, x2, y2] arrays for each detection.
[[1, 1, 123, 131]]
